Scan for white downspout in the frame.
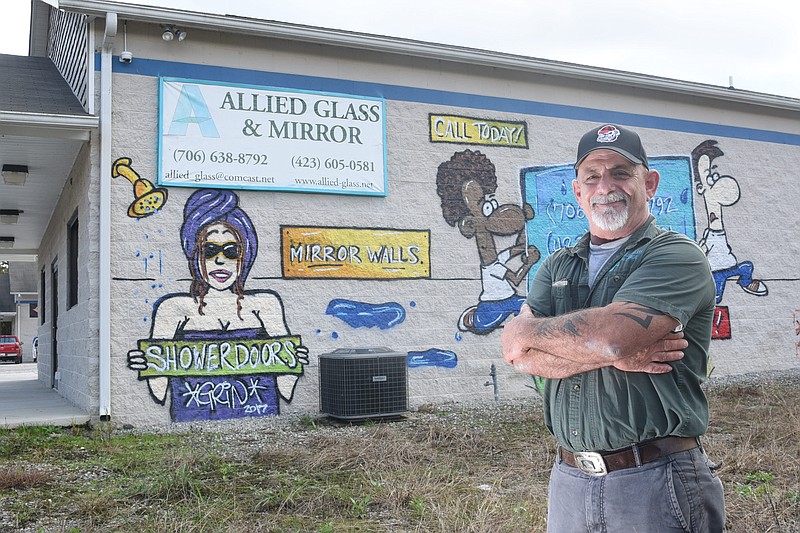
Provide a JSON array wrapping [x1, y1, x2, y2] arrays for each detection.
[[99, 12, 116, 421]]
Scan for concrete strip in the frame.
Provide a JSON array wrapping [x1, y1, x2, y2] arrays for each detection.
[[0, 364, 91, 428]]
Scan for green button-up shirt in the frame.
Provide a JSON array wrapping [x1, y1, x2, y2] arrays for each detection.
[[526, 216, 716, 452]]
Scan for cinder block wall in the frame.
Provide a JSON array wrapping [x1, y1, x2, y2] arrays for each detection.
[[91, 24, 800, 425], [37, 144, 99, 412]]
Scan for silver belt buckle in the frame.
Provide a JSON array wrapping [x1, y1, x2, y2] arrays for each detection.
[[573, 451, 608, 476]]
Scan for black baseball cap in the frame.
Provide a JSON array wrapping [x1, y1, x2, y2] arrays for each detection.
[[574, 124, 649, 170]]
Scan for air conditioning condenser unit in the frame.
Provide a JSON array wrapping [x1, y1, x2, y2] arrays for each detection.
[[319, 347, 408, 420]]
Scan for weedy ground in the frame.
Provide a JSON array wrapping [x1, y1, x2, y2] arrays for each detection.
[[0, 376, 798, 532]]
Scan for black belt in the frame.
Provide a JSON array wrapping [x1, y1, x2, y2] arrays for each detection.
[[559, 436, 699, 476]]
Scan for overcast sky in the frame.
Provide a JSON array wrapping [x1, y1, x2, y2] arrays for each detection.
[[3, 0, 799, 99]]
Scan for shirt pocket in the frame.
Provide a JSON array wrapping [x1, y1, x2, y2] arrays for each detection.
[[551, 280, 574, 315], [594, 272, 627, 303]]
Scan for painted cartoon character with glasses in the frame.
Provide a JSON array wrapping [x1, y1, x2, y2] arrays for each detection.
[[127, 189, 308, 421]]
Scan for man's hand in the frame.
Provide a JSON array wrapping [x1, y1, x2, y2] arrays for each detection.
[[501, 304, 537, 368], [501, 305, 591, 378], [612, 332, 687, 373]]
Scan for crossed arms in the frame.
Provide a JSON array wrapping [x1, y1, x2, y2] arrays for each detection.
[[501, 301, 687, 378]]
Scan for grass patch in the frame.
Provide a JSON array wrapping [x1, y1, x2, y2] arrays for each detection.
[[0, 378, 798, 531], [0, 464, 52, 490]]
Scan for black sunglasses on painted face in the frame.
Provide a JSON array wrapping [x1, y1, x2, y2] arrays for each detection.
[[204, 242, 240, 260]]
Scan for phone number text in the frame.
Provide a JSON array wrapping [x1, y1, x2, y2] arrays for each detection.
[[173, 150, 269, 165], [291, 156, 376, 173]]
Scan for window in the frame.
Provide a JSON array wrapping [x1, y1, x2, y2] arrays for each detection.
[[67, 213, 79, 309], [40, 268, 46, 324]]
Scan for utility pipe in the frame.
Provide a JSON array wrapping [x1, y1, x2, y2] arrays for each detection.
[[98, 12, 116, 421]]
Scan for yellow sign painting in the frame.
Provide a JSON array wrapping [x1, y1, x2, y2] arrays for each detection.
[[281, 226, 430, 279], [429, 114, 528, 148]]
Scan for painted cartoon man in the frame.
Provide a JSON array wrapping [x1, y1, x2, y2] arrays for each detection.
[[692, 140, 767, 303], [436, 149, 540, 334]]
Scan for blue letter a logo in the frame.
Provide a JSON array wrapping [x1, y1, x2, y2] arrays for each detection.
[[168, 84, 220, 138]]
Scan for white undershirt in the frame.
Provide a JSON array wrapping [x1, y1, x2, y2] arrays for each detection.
[[588, 236, 630, 288]]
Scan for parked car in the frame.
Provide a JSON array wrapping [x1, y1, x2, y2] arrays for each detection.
[[0, 335, 22, 364]]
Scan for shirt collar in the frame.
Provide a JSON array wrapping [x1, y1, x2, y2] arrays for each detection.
[[569, 215, 657, 258]]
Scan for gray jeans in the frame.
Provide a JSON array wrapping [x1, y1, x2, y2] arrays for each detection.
[[547, 445, 725, 532]]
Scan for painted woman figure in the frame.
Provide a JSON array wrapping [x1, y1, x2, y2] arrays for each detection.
[[128, 189, 307, 421]]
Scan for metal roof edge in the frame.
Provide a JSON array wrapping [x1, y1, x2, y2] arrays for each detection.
[[0, 111, 97, 141], [56, 0, 800, 112], [0, 111, 98, 128]]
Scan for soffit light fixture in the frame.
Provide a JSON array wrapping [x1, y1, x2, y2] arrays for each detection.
[[2, 164, 28, 186], [0, 209, 22, 224], [0, 236, 15, 249], [162, 25, 187, 42]]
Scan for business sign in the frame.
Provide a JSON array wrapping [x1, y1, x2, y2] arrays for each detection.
[[158, 78, 386, 196], [281, 226, 431, 279]]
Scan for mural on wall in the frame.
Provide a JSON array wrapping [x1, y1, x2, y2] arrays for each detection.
[[712, 306, 732, 340], [691, 140, 769, 340], [691, 140, 768, 304], [280, 222, 460, 367], [281, 226, 430, 279], [126, 189, 308, 421], [408, 349, 458, 368], [326, 299, 406, 329], [112, 157, 169, 218], [320, 299, 460, 368], [436, 149, 540, 335]]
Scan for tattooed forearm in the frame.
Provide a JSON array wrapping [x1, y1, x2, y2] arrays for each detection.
[[564, 318, 581, 336], [534, 311, 590, 338], [613, 304, 665, 329]]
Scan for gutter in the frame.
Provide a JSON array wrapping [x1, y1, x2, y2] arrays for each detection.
[[0, 112, 98, 141], [56, 0, 800, 113], [98, 11, 116, 421], [0, 112, 98, 128]]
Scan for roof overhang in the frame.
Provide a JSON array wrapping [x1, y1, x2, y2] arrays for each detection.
[[0, 111, 98, 141]]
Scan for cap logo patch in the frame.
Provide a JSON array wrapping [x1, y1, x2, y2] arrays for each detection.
[[596, 125, 620, 143]]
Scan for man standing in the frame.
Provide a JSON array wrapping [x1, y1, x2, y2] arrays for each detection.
[[502, 124, 725, 532]]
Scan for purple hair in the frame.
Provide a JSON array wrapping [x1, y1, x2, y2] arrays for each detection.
[[180, 190, 258, 298]]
